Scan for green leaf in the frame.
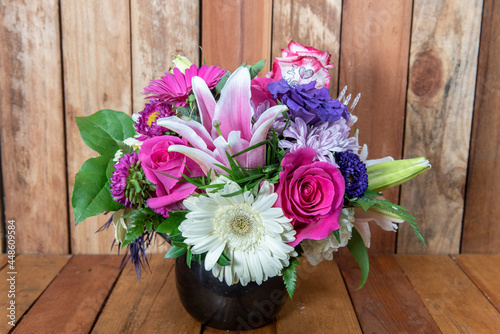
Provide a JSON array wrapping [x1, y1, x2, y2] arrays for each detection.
[[72, 155, 122, 224], [186, 247, 193, 268], [215, 71, 231, 94], [217, 251, 231, 266], [155, 211, 188, 234], [75, 109, 135, 156], [282, 258, 299, 298], [346, 228, 369, 289], [164, 245, 187, 259], [248, 59, 266, 78]]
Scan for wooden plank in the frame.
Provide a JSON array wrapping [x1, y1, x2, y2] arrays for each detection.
[[272, 0, 342, 93], [453, 254, 500, 311], [397, 0, 483, 254], [462, 0, 500, 253], [0, 0, 69, 253], [336, 254, 440, 333], [276, 260, 361, 334], [135, 259, 200, 334], [339, 0, 413, 252], [91, 255, 175, 333], [397, 255, 500, 333], [201, 0, 272, 73], [130, 0, 200, 114], [0, 255, 7, 269], [13, 255, 122, 333], [0, 255, 70, 332], [61, 0, 132, 254]]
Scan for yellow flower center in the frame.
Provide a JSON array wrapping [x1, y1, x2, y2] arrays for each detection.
[[147, 111, 160, 127]]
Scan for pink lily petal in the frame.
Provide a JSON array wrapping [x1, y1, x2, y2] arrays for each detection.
[[352, 222, 372, 248], [247, 105, 285, 167], [213, 67, 253, 141], [191, 76, 216, 134], [168, 144, 224, 175], [157, 116, 215, 151]]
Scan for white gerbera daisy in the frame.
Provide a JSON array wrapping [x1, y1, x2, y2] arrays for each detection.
[[179, 176, 296, 286]]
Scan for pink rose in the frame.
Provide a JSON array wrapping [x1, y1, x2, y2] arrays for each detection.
[[275, 148, 345, 246], [267, 41, 334, 89], [139, 135, 202, 216]]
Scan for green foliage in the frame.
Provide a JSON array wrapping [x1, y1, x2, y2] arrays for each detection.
[[346, 228, 369, 289], [75, 109, 135, 156], [349, 189, 426, 247], [217, 251, 231, 266], [72, 156, 122, 224], [120, 208, 166, 247], [155, 211, 188, 234], [164, 245, 187, 259], [282, 258, 299, 299], [246, 59, 266, 79]]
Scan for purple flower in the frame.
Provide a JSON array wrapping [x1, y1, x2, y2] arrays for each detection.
[[267, 79, 349, 125], [335, 151, 368, 200], [280, 117, 360, 162], [110, 152, 154, 208], [110, 153, 139, 208], [135, 100, 175, 140]]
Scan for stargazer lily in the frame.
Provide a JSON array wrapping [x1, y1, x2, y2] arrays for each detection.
[[157, 67, 287, 175]]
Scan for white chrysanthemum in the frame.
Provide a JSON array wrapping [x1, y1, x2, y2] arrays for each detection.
[[302, 208, 355, 266], [179, 177, 296, 286]]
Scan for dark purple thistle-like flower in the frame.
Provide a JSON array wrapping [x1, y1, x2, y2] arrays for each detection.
[[335, 151, 369, 200], [267, 79, 349, 125], [110, 153, 139, 208], [135, 100, 175, 140]]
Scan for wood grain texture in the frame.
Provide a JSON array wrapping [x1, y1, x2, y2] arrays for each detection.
[[61, 0, 132, 254], [201, 0, 272, 73], [131, 0, 200, 114], [337, 254, 440, 333], [397, 255, 500, 333], [276, 260, 361, 333], [92, 255, 175, 333], [13, 255, 122, 333], [0, 255, 7, 269], [134, 260, 200, 334], [462, 0, 500, 253], [0, 255, 70, 332], [272, 0, 342, 93], [397, 0, 483, 254], [339, 0, 413, 252], [0, 0, 69, 253], [453, 254, 500, 311]]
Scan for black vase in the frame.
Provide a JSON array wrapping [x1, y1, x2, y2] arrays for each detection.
[[175, 255, 289, 331]]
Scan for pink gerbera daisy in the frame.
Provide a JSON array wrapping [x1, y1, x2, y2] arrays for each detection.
[[143, 64, 227, 107]]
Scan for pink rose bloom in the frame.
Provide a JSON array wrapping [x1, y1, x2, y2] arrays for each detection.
[[275, 148, 345, 246], [139, 135, 203, 216], [250, 77, 277, 111], [267, 41, 334, 89]]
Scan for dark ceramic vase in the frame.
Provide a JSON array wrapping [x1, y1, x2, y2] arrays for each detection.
[[175, 255, 288, 331]]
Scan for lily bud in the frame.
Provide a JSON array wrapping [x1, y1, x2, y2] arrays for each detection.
[[169, 55, 193, 74], [112, 209, 132, 244], [367, 157, 431, 192]]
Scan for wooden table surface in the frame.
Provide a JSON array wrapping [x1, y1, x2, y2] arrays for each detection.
[[1, 253, 499, 333]]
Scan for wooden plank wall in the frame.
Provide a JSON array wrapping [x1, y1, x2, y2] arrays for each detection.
[[1, 0, 497, 255]]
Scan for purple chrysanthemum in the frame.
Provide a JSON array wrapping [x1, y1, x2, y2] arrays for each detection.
[[280, 117, 360, 162], [110, 153, 154, 208], [335, 151, 369, 200], [135, 100, 175, 140], [143, 64, 227, 106], [110, 153, 139, 208], [267, 79, 349, 125]]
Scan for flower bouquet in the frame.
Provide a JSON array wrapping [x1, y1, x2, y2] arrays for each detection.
[[72, 41, 430, 329]]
